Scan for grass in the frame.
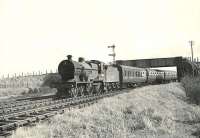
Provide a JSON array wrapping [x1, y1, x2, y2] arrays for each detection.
[[181, 76, 200, 104], [0, 74, 59, 98], [11, 83, 200, 138]]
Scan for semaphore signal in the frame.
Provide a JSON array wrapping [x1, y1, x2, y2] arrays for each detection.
[[108, 44, 116, 64]]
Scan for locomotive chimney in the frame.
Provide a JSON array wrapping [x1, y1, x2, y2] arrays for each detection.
[[78, 57, 85, 62], [67, 55, 72, 61]]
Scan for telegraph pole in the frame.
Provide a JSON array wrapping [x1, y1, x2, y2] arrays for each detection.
[[189, 40, 194, 62], [108, 45, 116, 64]]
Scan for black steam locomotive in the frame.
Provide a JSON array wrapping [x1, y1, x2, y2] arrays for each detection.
[[54, 55, 177, 97]]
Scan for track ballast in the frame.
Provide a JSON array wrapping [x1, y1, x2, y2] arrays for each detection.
[[0, 88, 130, 136]]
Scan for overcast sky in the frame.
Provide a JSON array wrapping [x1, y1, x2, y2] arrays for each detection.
[[0, 0, 200, 75]]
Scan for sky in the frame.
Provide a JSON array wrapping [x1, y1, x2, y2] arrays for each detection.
[[0, 0, 200, 76]]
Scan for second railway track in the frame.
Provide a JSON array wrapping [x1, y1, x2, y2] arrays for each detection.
[[0, 88, 131, 136]]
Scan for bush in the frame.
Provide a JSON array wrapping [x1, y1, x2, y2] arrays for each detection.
[[181, 76, 200, 104], [33, 88, 40, 93], [42, 73, 62, 87]]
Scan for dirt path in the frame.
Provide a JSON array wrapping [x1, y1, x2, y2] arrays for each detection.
[[11, 83, 200, 138]]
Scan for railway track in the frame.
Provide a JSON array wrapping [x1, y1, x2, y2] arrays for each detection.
[[0, 89, 130, 136]]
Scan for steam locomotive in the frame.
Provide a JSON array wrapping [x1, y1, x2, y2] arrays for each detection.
[[54, 55, 177, 97]]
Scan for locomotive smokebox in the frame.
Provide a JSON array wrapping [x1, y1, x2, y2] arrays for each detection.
[[58, 59, 75, 81]]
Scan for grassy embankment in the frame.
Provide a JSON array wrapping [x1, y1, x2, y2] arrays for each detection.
[[11, 83, 200, 138], [0, 74, 60, 98]]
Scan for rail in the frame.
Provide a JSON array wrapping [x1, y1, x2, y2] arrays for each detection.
[[0, 88, 130, 136]]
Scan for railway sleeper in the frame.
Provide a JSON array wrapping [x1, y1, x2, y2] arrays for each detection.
[[0, 91, 120, 134], [0, 100, 64, 116], [0, 122, 17, 132], [0, 130, 12, 136]]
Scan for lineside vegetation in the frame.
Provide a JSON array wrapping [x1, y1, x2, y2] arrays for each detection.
[[181, 76, 200, 104]]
